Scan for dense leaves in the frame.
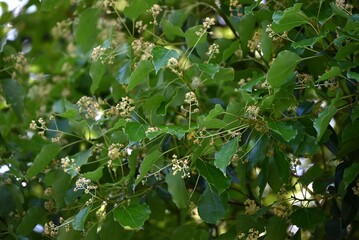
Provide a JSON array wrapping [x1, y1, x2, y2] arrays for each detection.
[[0, 0, 358, 239]]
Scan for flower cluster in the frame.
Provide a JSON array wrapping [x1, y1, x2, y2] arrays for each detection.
[[132, 39, 155, 61], [167, 57, 183, 77], [148, 4, 162, 25], [91, 45, 114, 64], [44, 200, 56, 212], [116, 96, 134, 118], [246, 105, 260, 119], [244, 199, 259, 215], [51, 19, 73, 41], [107, 143, 126, 167], [61, 156, 80, 173], [352, 179, 359, 196], [4, 52, 28, 78], [44, 221, 58, 237], [135, 20, 148, 33], [272, 204, 288, 218], [336, 0, 353, 14], [229, 0, 243, 17], [76, 96, 102, 120], [171, 154, 191, 178], [74, 177, 97, 194], [196, 17, 215, 36], [181, 92, 199, 116], [247, 31, 261, 53], [205, 43, 220, 59], [237, 228, 260, 240]]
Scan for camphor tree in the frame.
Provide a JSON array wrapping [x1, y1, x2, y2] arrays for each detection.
[[0, 0, 358, 239]]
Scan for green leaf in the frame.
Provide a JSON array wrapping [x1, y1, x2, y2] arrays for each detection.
[[214, 138, 238, 174], [82, 166, 104, 182], [291, 208, 325, 230], [152, 46, 179, 73], [113, 203, 151, 229], [17, 207, 46, 235], [266, 120, 297, 141], [299, 164, 324, 186], [90, 61, 106, 94], [135, 150, 162, 186], [267, 50, 301, 88], [185, 25, 207, 48], [51, 170, 71, 209], [313, 103, 336, 141], [73, 206, 91, 231], [266, 216, 288, 240], [123, 0, 149, 22], [125, 122, 148, 143], [198, 186, 227, 224], [347, 70, 359, 82], [41, 0, 62, 11], [74, 8, 100, 52], [127, 60, 153, 91], [165, 172, 189, 208], [26, 143, 61, 179], [196, 160, 230, 194], [317, 66, 342, 82], [198, 63, 220, 78], [271, 4, 308, 33], [0, 78, 25, 121], [292, 34, 327, 49], [343, 163, 359, 189], [237, 14, 256, 53], [161, 19, 184, 40], [236, 214, 265, 233]]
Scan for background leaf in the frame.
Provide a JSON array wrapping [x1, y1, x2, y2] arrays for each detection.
[[0, 78, 25, 121], [26, 143, 61, 179], [197, 186, 227, 224], [74, 8, 100, 52]]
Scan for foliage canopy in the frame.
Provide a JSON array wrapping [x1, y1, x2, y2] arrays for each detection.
[[0, 0, 358, 239]]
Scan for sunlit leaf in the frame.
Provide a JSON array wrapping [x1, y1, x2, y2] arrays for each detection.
[[271, 4, 308, 33], [82, 166, 104, 182], [317, 66, 342, 82], [185, 26, 207, 48], [113, 203, 151, 229], [125, 122, 148, 143], [123, 0, 149, 22]]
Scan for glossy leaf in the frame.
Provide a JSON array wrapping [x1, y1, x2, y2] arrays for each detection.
[[26, 143, 61, 179], [317, 66, 342, 81], [161, 19, 184, 39], [152, 46, 179, 73], [291, 208, 325, 230], [267, 50, 301, 88], [271, 4, 308, 33], [127, 60, 153, 91], [214, 138, 238, 174], [134, 150, 162, 186], [196, 160, 231, 194], [266, 120, 297, 141], [113, 203, 151, 229], [165, 172, 189, 208], [73, 206, 91, 231], [198, 186, 227, 224]]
